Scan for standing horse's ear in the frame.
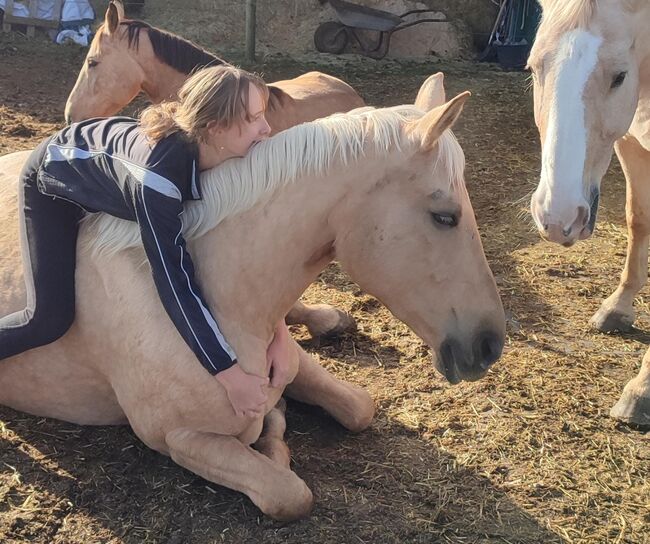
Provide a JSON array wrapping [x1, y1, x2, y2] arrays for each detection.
[[415, 73, 446, 111], [104, 2, 120, 35], [409, 91, 470, 151]]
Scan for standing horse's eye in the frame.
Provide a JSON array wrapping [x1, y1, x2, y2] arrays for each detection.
[[87, 58, 99, 68], [611, 71, 627, 89], [430, 212, 458, 228]]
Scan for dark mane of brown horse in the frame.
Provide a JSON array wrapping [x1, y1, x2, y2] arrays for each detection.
[[115, 20, 288, 110]]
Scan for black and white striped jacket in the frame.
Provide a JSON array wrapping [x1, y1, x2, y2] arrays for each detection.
[[38, 117, 236, 375]]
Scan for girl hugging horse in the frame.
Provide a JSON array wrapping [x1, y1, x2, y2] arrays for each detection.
[[0, 65, 288, 418]]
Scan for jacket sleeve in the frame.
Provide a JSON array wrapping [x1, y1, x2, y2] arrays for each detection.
[[133, 182, 237, 375]]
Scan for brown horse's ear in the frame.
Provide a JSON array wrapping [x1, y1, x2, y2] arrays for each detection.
[[414, 72, 446, 111], [112, 0, 126, 20], [105, 2, 120, 35], [409, 91, 470, 151]]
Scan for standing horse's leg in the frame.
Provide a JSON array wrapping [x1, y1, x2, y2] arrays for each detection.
[[610, 344, 650, 426], [591, 135, 650, 332], [287, 300, 356, 338], [284, 341, 375, 433], [254, 398, 291, 469], [165, 427, 313, 520]]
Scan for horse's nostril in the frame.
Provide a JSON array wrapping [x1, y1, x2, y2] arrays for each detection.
[[474, 332, 503, 370], [542, 223, 549, 232], [562, 226, 572, 237], [577, 205, 590, 228]]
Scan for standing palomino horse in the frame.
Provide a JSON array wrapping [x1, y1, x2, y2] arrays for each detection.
[[528, 0, 650, 425], [64, 0, 366, 338], [0, 75, 505, 519]]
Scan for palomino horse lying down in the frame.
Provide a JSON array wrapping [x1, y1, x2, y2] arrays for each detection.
[[528, 0, 650, 425], [0, 75, 505, 520], [64, 1, 366, 338]]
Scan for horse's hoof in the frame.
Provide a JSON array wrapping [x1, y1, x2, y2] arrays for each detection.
[[610, 392, 650, 427], [261, 478, 314, 521], [589, 308, 634, 333], [308, 308, 357, 338], [337, 386, 375, 433]]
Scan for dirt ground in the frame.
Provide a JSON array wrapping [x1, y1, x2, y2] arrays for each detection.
[[0, 18, 649, 544]]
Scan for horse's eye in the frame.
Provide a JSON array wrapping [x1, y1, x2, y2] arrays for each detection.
[[430, 212, 458, 228], [88, 58, 99, 68], [611, 71, 627, 89]]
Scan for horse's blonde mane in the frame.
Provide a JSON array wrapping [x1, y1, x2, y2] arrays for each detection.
[[83, 105, 465, 257]]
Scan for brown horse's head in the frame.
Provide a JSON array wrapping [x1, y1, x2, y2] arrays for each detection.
[[65, 2, 145, 123], [64, 1, 222, 124]]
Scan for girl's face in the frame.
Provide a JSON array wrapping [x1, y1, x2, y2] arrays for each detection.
[[215, 85, 271, 158]]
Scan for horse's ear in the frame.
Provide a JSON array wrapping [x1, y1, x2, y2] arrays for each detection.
[[104, 2, 120, 35], [409, 91, 470, 151], [112, 0, 126, 20], [415, 73, 446, 111]]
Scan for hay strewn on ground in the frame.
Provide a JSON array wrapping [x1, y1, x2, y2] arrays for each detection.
[[0, 19, 648, 544]]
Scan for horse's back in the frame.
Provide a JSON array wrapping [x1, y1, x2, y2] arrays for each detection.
[[268, 72, 365, 132], [0, 151, 29, 314], [273, 71, 364, 106], [0, 151, 237, 432], [0, 151, 125, 425]]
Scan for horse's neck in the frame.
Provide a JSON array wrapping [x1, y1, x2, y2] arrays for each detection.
[[136, 31, 189, 103], [629, 3, 650, 146], [633, 6, 650, 70], [190, 159, 374, 375], [142, 63, 187, 103]]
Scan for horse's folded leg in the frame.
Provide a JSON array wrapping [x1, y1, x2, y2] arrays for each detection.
[[165, 427, 313, 520], [254, 399, 291, 469], [286, 300, 356, 338], [284, 342, 375, 433]]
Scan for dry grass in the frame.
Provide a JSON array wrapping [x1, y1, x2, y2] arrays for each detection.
[[0, 22, 648, 544]]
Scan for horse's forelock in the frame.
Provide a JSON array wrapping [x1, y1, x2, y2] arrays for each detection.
[[541, 0, 598, 35]]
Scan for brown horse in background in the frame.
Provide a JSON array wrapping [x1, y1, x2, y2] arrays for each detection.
[[64, 1, 367, 338]]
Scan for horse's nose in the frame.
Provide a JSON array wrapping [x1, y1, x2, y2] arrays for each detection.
[[438, 330, 504, 384], [472, 330, 503, 370], [540, 205, 590, 246], [64, 111, 72, 126]]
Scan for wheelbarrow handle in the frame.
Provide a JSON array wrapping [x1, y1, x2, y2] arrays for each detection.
[[393, 17, 447, 34], [399, 8, 446, 19]]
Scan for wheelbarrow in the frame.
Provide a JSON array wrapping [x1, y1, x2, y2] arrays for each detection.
[[315, 0, 447, 59]]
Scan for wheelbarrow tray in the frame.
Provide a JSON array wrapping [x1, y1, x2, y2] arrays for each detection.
[[329, 0, 403, 32]]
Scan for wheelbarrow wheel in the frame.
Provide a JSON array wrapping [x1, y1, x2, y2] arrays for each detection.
[[314, 21, 348, 54]]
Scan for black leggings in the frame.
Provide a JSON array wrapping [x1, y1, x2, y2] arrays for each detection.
[[0, 138, 84, 360]]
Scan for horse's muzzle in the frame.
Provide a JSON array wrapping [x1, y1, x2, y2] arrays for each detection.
[[435, 331, 503, 384]]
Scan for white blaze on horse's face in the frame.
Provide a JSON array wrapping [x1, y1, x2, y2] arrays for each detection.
[[64, 3, 144, 124], [529, 3, 640, 246]]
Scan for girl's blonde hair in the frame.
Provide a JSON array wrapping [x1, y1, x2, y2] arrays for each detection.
[[139, 65, 269, 143]]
